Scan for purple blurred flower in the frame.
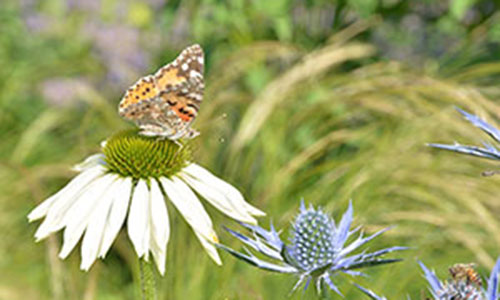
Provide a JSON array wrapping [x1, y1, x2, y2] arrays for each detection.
[[218, 200, 406, 296], [82, 22, 150, 86], [41, 78, 90, 107], [145, 0, 167, 9], [24, 13, 52, 33], [66, 0, 101, 12]]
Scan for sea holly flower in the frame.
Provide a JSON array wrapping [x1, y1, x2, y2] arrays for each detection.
[[218, 200, 406, 295], [428, 107, 500, 162], [419, 257, 500, 300], [28, 130, 265, 275]]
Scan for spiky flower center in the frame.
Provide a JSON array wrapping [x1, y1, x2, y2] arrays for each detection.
[[287, 209, 335, 271], [102, 130, 192, 179], [439, 281, 483, 300], [438, 263, 484, 300]]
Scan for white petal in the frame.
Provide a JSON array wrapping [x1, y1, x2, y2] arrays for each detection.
[[127, 180, 150, 259], [150, 238, 166, 275], [194, 231, 221, 265], [183, 164, 265, 217], [149, 180, 169, 275], [72, 154, 105, 172], [59, 174, 116, 259], [180, 173, 257, 224], [29, 165, 105, 223], [98, 177, 133, 258], [80, 175, 122, 271], [159, 177, 217, 243]]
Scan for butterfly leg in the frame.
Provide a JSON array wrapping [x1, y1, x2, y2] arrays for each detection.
[[173, 139, 183, 149]]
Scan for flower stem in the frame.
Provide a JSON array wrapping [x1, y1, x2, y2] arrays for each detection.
[[318, 281, 332, 300], [139, 259, 157, 300]]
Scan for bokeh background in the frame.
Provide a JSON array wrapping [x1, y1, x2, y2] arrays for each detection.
[[2, 0, 500, 299]]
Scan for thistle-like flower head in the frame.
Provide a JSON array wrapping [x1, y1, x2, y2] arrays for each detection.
[[419, 257, 500, 300], [218, 200, 406, 295]]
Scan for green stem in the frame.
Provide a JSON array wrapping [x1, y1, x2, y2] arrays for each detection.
[[318, 281, 331, 300], [139, 259, 157, 300]]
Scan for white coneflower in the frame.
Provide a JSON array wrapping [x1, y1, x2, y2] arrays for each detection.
[[28, 130, 265, 275]]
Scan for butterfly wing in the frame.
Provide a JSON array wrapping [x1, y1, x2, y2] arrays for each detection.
[[118, 75, 159, 119], [118, 44, 205, 140], [153, 44, 204, 139]]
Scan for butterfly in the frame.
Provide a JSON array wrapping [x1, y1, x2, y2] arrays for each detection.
[[118, 44, 204, 140]]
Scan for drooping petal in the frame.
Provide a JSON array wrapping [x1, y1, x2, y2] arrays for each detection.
[[159, 176, 217, 243], [127, 180, 150, 259], [179, 172, 257, 224], [194, 231, 222, 265], [59, 174, 116, 258], [98, 177, 133, 258], [150, 238, 166, 276], [72, 154, 106, 172], [80, 175, 122, 270], [148, 180, 169, 275], [182, 164, 265, 217], [31, 165, 105, 237]]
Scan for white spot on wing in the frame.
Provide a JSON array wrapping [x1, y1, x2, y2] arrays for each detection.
[[189, 93, 202, 101], [189, 70, 201, 78], [182, 63, 188, 71]]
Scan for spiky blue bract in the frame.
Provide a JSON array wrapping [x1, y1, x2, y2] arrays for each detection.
[[419, 257, 500, 300], [428, 107, 500, 161], [355, 284, 388, 300], [419, 261, 443, 296], [486, 257, 500, 300], [218, 200, 406, 296]]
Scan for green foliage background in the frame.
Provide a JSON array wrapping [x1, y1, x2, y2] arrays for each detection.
[[2, 0, 500, 299]]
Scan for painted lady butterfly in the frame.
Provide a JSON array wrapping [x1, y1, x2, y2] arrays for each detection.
[[118, 44, 204, 140]]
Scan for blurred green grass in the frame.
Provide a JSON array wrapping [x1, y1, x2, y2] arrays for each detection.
[[2, 0, 500, 299]]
